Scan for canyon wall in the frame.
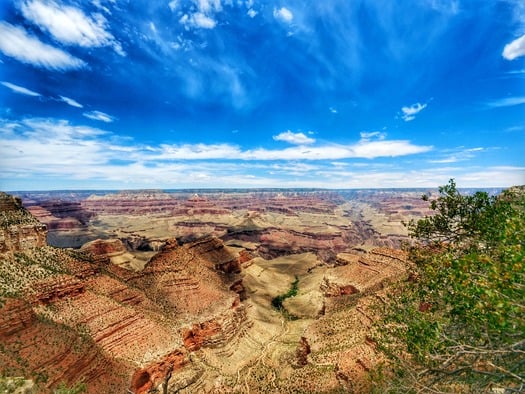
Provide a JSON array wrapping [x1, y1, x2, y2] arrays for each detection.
[[0, 189, 418, 392]]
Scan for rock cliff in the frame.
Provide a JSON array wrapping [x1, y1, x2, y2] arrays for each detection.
[[0, 192, 47, 252]]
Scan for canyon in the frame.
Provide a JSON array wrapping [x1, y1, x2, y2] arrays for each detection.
[[1, 189, 433, 392]]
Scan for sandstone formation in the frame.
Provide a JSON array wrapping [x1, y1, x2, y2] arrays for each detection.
[[1, 189, 422, 393], [0, 192, 47, 252]]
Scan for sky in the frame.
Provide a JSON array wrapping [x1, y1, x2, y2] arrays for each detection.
[[0, 0, 524, 191]]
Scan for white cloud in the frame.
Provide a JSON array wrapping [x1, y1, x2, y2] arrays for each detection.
[[0, 22, 85, 70], [60, 95, 83, 108], [273, 131, 316, 145], [20, 0, 124, 55], [179, 12, 217, 29], [503, 34, 525, 60], [487, 96, 525, 108], [159, 143, 241, 160], [195, 0, 222, 13], [351, 139, 431, 159], [273, 7, 293, 23], [401, 102, 427, 121], [329, 107, 338, 114], [176, 0, 223, 29], [83, 110, 115, 122], [193, 13, 217, 29], [168, 0, 179, 11], [247, 9, 257, 18], [1, 81, 41, 97]]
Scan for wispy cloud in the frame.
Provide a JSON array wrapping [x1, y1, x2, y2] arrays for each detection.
[[0, 22, 85, 70], [401, 102, 427, 121], [273, 7, 294, 23], [60, 96, 83, 108], [359, 131, 386, 141], [1, 81, 41, 97], [273, 131, 315, 145], [429, 147, 484, 164], [83, 110, 115, 122], [20, 0, 124, 55], [487, 96, 525, 108]]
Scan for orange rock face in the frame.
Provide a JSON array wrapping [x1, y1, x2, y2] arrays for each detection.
[[183, 320, 222, 351]]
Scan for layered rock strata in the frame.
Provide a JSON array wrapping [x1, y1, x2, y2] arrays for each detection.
[[1, 190, 415, 393]]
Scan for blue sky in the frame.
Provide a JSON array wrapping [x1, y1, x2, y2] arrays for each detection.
[[0, 0, 524, 190]]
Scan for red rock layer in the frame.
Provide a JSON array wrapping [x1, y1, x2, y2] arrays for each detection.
[[0, 298, 129, 393], [131, 350, 188, 394]]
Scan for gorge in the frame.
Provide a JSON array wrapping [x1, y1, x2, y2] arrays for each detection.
[[1, 188, 435, 392]]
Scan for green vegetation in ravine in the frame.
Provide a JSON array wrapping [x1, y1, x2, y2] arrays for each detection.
[[272, 276, 300, 320]]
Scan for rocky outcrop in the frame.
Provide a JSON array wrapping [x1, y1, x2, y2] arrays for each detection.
[[296, 336, 311, 367], [130, 350, 188, 394], [320, 248, 407, 300], [0, 192, 47, 253], [80, 238, 150, 271], [183, 320, 222, 351], [187, 236, 242, 274], [130, 237, 244, 316], [81, 238, 126, 260]]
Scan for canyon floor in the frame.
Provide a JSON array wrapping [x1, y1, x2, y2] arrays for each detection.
[[1, 189, 432, 393]]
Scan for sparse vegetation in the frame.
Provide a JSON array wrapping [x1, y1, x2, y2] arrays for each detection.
[[375, 180, 525, 393], [53, 382, 87, 394], [0, 376, 33, 393], [0, 247, 85, 298]]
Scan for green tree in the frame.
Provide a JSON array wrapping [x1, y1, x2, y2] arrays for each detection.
[[374, 180, 525, 393]]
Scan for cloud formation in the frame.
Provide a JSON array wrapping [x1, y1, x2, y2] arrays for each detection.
[[20, 0, 124, 55], [2, 117, 522, 190], [273, 7, 293, 23], [180, 12, 217, 29], [1, 81, 41, 97], [503, 34, 525, 60], [273, 131, 315, 145], [401, 102, 427, 121], [0, 22, 85, 70], [83, 110, 115, 122]]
